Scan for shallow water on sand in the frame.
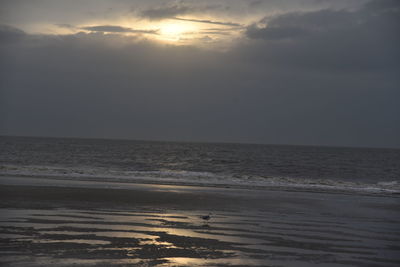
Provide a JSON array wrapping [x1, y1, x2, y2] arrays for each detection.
[[1, 199, 399, 267]]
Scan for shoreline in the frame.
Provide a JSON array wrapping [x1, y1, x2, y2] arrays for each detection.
[[1, 174, 398, 198]]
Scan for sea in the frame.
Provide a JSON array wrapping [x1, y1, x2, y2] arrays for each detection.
[[1, 136, 399, 195]]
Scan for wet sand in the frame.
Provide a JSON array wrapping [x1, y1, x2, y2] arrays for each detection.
[[0, 176, 400, 266]]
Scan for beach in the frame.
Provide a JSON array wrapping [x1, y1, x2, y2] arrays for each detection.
[[1, 176, 399, 267]]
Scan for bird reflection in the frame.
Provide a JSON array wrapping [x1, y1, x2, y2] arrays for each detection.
[[200, 213, 212, 227]]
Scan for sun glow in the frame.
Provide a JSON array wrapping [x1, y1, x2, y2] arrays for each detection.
[[158, 22, 195, 41], [161, 23, 185, 35]]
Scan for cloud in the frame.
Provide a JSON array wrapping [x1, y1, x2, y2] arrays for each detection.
[[139, 2, 225, 21], [0, 1, 399, 147], [0, 24, 26, 42], [247, 0, 400, 39], [246, 24, 308, 40], [55, 23, 75, 29], [243, 1, 400, 70], [140, 4, 191, 20], [200, 31, 230, 36], [173, 17, 242, 27], [246, 9, 357, 41], [81, 25, 158, 34], [199, 28, 238, 36], [1, 25, 399, 147], [364, 0, 400, 11]]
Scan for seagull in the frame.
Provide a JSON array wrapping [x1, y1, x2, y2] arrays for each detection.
[[200, 213, 212, 222]]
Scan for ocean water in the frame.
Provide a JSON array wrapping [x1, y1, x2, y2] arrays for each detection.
[[1, 136, 399, 194]]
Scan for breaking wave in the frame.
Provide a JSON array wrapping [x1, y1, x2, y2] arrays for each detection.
[[0, 164, 399, 195]]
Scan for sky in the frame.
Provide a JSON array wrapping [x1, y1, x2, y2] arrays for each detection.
[[0, 0, 399, 148]]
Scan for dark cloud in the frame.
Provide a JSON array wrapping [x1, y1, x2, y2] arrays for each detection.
[[139, 3, 225, 21], [247, 0, 400, 40], [246, 25, 308, 40], [244, 1, 400, 71], [81, 25, 158, 34], [246, 9, 355, 41], [261, 9, 357, 31], [0, 1, 399, 148], [249, 0, 264, 7], [173, 17, 241, 27], [140, 4, 191, 20], [0, 25, 25, 43], [364, 0, 400, 11]]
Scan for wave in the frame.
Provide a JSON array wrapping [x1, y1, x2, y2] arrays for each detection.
[[0, 164, 399, 195]]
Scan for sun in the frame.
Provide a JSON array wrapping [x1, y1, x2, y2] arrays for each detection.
[[161, 23, 186, 35], [159, 22, 195, 41]]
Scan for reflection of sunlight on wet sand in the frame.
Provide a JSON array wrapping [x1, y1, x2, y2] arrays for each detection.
[[155, 227, 267, 246], [139, 240, 176, 248], [4, 202, 394, 267], [37, 257, 147, 266], [161, 257, 270, 267], [35, 239, 111, 245], [0, 208, 272, 247]]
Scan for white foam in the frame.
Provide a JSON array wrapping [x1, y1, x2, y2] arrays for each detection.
[[377, 180, 398, 186], [0, 164, 399, 195]]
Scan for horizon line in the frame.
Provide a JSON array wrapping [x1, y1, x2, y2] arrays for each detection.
[[1, 134, 399, 150]]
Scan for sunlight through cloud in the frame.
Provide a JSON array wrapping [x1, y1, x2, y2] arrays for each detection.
[[158, 21, 197, 41]]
